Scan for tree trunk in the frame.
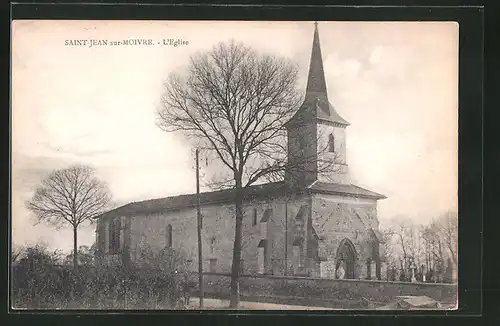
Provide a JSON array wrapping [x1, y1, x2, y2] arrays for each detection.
[[73, 225, 78, 269], [229, 183, 244, 308]]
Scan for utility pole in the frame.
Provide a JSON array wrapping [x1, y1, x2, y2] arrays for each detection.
[[196, 148, 204, 308]]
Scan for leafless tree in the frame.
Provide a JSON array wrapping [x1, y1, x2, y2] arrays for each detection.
[[382, 212, 457, 283], [394, 223, 409, 276], [26, 164, 111, 269], [428, 219, 446, 279], [407, 224, 424, 269], [12, 244, 25, 264], [157, 40, 338, 308], [379, 227, 395, 273], [438, 211, 458, 268], [391, 220, 421, 279]]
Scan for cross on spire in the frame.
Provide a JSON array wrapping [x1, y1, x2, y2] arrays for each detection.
[[303, 21, 350, 126]]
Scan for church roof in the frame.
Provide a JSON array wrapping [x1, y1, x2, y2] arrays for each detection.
[[97, 180, 385, 220], [98, 181, 287, 220], [308, 181, 387, 200], [288, 22, 349, 128]]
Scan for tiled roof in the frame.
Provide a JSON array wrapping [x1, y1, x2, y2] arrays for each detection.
[[315, 98, 350, 126], [98, 181, 287, 219], [289, 95, 349, 128], [309, 181, 387, 200], [97, 180, 385, 220]]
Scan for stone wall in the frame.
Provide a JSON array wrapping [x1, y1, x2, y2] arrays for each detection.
[[98, 194, 311, 276], [96, 191, 382, 280], [311, 193, 379, 279], [200, 273, 457, 307]]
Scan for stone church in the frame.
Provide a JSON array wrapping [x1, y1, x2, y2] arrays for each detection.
[[95, 23, 387, 280]]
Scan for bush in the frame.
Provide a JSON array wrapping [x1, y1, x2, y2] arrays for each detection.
[[11, 244, 67, 308], [11, 244, 192, 309]]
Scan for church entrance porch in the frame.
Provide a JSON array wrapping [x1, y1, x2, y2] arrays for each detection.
[[335, 238, 357, 279]]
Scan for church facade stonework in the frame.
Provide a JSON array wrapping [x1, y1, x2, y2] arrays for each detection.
[[95, 23, 387, 280]]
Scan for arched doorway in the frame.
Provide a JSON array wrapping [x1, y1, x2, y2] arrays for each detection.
[[335, 238, 357, 279]]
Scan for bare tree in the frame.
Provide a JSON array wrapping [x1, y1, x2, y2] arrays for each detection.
[[12, 244, 25, 264], [417, 219, 447, 281], [438, 211, 458, 268], [407, 224, 424, 270], [430, 219, 446, 279], [382, 212, 457, 283], [157, 40, 337, 308], [379, 227, 395, 276], [26, 164, 111, 269], [394, 224, 409, 277]]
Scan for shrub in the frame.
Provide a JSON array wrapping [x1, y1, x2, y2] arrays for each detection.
[[11, 244, 191, 309], [11, 244, 68, 308]]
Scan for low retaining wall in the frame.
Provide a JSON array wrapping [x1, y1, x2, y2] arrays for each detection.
[[198, 273, 457, 307]]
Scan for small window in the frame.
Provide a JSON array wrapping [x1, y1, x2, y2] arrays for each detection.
[[292, 245, 303, 272], [258, 247, 265, 274], [260, 209, 271, 238], [252, 208, 257, 226], [328, 134, 335, 152], [210, 236, 216, 254], [209, 258, 217, 273], [166, 224, 173, 248], [257, 240, 268, 275]]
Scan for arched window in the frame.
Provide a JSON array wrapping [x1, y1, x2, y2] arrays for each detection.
[[166, 224, 173, 248], [109, 218, 121, 254], [252, 208, 258, 226], [328, 134, 335, 152], [366, 258, 372, 280]]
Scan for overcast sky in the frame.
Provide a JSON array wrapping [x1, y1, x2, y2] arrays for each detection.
[[11, 21, 458, 252]]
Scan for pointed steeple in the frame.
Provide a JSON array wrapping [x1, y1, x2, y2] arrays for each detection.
[[302, 22, 349, 126], [306, 21, 328, 96]]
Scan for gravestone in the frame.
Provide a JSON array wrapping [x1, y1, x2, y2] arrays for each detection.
[[410, 261, 417, 283]]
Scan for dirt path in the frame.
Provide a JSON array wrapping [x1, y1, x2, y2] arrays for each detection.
[[186, 297, 339, 310]]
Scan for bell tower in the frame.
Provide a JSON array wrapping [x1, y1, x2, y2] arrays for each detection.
[[285, 22, 350, 189]]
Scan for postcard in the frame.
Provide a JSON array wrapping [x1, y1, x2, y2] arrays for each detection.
[[11, 20, 458, 310]]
